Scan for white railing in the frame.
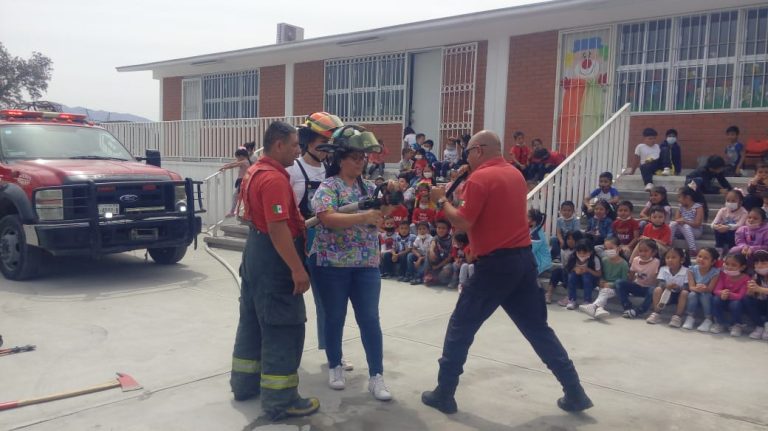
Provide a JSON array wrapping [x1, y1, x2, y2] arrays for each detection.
[[201, 147, 265, 227], [102, 116, 304, 161], [527, 103, 631, 236]]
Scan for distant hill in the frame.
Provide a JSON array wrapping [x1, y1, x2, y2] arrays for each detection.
[[61, 105, 152, 123]]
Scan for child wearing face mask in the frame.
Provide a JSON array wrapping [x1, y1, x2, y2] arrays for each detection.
[[379, 217, 398, 278], [411, 148, 428, 184], [418, 165, 436, 186], [682, 248, 721, 331], [559, 239, 602, 310], [646, 247, 690, 327], [658, 129, 682, 176], [712, 189, 748, 256], [730, 207, 768, 260], [616, 239, 661, 319], [580, 237, 628, 319], [411, 187, 437, 232], [745, 250, 768, 340], [408, 222, 433, 285], [710, 253, 750, 336]]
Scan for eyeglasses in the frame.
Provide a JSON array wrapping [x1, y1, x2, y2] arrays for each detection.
[[345, 152, 367, 162], [465, 144, 487, 154]]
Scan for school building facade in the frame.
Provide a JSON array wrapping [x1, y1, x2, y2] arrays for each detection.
[[119, 0, 768, 168]]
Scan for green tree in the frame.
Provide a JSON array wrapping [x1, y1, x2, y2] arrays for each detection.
[[0, 42, 53, 108]]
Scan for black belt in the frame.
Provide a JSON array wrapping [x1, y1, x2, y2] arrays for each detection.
[[478, 246, 532, 259], [245, 221, 304, 241]]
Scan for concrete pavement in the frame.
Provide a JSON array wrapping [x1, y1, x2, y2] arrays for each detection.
[[1, 246, 767, 430]]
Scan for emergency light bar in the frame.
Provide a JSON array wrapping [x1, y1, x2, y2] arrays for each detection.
[[0, 110, 88, 123]]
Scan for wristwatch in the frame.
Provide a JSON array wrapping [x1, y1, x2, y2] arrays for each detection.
[[437, 198, 448, 209]]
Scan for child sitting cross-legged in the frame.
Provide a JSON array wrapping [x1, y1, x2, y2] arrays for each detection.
[[645, 247, 691, 327], [579, 236, 629, 319], [547, 230, 583, 304], [448, 233, 469, 290], [612, 201, 640, 257], [682, 248, 721, 331], [669, 186, 707, 256], [745, 250, 768, 340], [632, 206, 672, 261], [712, 189, 747, 257], [616, 239, 661, 319], [408, 221, 433, 285], [559, 239, 602, 310], [730, 207, 768, 260], [710, 253, 750, 336], [424, 219, 453, 286]]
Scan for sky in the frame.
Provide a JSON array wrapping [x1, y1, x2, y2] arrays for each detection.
[[1, 0, 546, 121]]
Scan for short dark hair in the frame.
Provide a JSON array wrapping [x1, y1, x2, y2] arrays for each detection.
[[705, 155, 726, 170], [599, 171, 613, 182], [416, 221, 431, 230], [263, 121, 297, 152], [244, 141, 256, 150], [642, 128, 658, 137], [416, 133, 426, 140], [435, 218, 452, 230], [234, 148, 249, 159], [423, 139, 434, 148], [398, 220, 411, 227], [617, 200, 634, 212], [649, 205, 666, 216], [560, 200, 575, 210], [454, 232, 469, 244], [513, 131, 525, 139], [531, 138, 543, 146], [603, 236, 620, 247], [665, 129, 678, 137], [726, 125, 740, 135]]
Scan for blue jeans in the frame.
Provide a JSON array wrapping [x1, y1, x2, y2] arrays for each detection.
[[744, 296, 768, 326], [686, 291, 713, 317], [712, 296, 743, 326], [567, 272, 595, 302], [380, 252, 395, 275], [306, 253, 326, 350], [434, 161, 454, 178], [407, 252, 427, 278], [312, 262, 384, 376], [713, 230, 736, 250], [549, 237, 561, 260], [615, 280, 653, 314]]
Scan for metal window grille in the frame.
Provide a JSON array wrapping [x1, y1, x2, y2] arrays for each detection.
[[182, 78, 202, 120], [614, 19, 672, 112], [201, 70, 259, 119], [324, 53, 405, 123], [741, 7, 768, 108], [438, 43, 477, 147]]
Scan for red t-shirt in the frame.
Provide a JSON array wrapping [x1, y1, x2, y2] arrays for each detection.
[[547, 151, 565, 166], [509, 144, 530, 165], [389, 204, 409, 225], [458, 157, 531, 256], [413, 159, 428, 173], [612, 218, 640, 245], [642, 223, 672, 246], [241, 156, 305, 238], [412, 207, 437, 224]]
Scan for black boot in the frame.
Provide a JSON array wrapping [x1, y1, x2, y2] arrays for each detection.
[[557, 385, 593, 412], [230, 373, 260, 401], [421, 386, 458, 414], [269, 397, 320, 421]]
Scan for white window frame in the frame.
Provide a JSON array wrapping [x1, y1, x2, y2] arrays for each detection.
[[324, 53, 407, 123], [200, 70, 259, 120], [181, 78, 202, 120]]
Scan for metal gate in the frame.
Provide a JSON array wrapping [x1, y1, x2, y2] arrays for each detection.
[[439, 43, 477, 147]]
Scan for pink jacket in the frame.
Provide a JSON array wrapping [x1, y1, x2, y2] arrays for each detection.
[[730, 223, 768, 254], [713, 272, 749, 301]]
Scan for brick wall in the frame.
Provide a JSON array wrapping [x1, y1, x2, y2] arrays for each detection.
[[293, 60, 325, 115], [504, 31, 559, 154], [629, 112, 768, 169], [360, 123, 403, 164], [473, 41, 487, 133], [162, 77, 182, 121], [259, 65, 285, 117]]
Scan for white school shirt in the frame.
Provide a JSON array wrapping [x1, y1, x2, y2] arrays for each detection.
[[656, 265, 689, 291], [286, 158, 326, 205], [635, 143, 660, 162]]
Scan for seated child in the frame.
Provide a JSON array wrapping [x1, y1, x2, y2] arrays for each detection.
[[645, 247, 691, 327], [408, 222, 433, 285], [746, 250, 768, 340], [579, 236, 629, 319], [638, 186, 671, 230], [559, 239, 602, 309], [633, 206, 672, 260], [583, 171, 620, 217], [711, 253, 750, 336], [399, 148, 415, 181], [658, 129, 682, 175], [629, 127, 661, 191], [669, 186, 706, 254], [378, 217, 398, 278], [529, 208, 552, 275], [723, 125, 744, 177], [458, 245, 476, 294], [448, 233, 469, 289], [745, 162, 768, 210], [685, 155, 732, 195], [547, 230, 583, 304], [712, 189, 747, 256], [412, 186, 437, 230], [550, 200, 579, 261], [585, 200, 613, 246], [393, 221, 417, 282], [425, 219, 453, 286], [509, 130, 529, 172], [612, 201, 640, 257], [616, 239, 661, 318], [682, 248, 721, 331], [730, 207, 768, 259]]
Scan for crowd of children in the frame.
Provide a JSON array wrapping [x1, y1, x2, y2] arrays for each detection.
[[544, 157, 768, 341]]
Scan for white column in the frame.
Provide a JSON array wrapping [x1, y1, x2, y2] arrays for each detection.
[[483, 35, 510, 150], [284, 62, 294, 116], [157, 76, 164, 121]]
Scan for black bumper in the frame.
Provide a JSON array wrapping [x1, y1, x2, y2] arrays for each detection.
[[33, 216, 202, 256]]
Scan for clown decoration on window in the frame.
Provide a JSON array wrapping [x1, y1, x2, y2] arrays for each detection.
[[557, 33, 610, 156]]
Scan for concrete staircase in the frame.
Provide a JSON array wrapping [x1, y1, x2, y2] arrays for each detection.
[[203, 220, 248, 251], [614, 172, 751, 250]]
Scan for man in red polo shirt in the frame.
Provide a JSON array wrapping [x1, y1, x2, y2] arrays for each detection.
[[230, 121, 319, 421], [422, 130, 593, 415]]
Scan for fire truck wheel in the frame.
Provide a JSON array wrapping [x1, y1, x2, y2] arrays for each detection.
[[0, 215, 41, 280], [147, 245, 188, 265]]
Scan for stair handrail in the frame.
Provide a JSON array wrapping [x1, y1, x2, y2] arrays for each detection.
[[527, 103, 632, 236]]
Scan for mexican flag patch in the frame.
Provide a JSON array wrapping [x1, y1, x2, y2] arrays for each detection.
[[272, 204, 283, 214]]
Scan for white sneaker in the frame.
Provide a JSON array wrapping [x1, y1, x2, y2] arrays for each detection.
[[697, 318, 713, 332], [730, 324, 743, 337], [579, 303, 597, 317], [682, 315, 696, 330], [749, 325, 764, 339], [669, 315, 683, 328], [594, 306, 610, 319], [341, 357, 354, 371], [646, 312, 662, 324], [368, 374, 392, 401], [661, 167, 671, 176], [709, 323, 724, 334], [644, 183, 654, 191], [328, 365, 345, 390], [566, 300, 577, 310]]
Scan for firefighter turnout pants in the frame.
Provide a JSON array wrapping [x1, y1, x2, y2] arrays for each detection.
[[231, 228, 307, 414]]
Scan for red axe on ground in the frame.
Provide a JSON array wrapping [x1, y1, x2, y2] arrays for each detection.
[[0, 372, 142, 411]]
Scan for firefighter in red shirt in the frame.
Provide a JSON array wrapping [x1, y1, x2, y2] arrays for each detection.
[[230, 121, 319, 421], [422, 130, 593, 415]]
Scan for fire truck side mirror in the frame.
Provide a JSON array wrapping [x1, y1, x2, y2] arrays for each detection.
[[144, 149, 161, 168]]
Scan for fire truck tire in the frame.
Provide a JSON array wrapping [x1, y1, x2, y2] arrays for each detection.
[[0, 215, 41, 280], [148, 245, 188, 265]]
